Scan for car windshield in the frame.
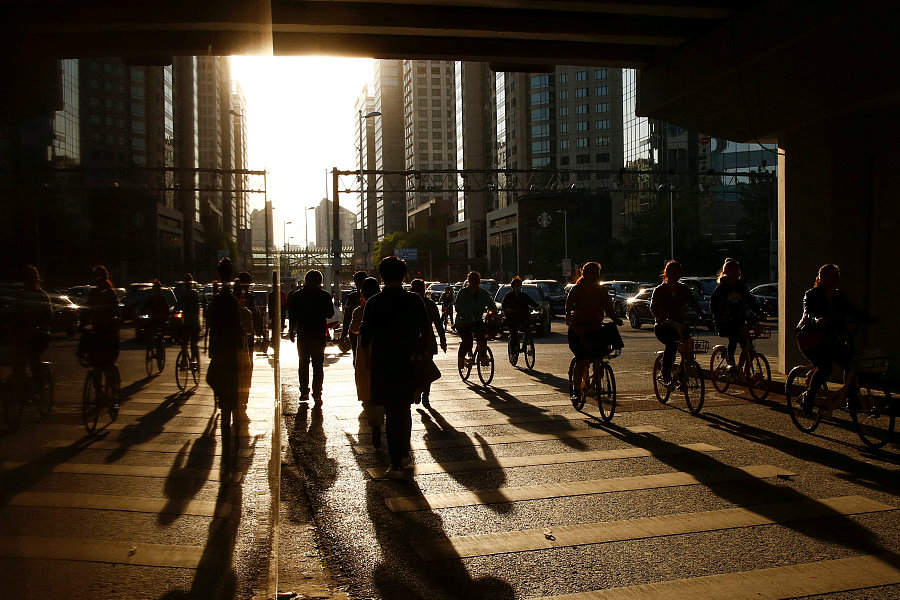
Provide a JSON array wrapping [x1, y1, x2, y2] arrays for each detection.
[[496, 285, 541, 303], [537, 281, 564, 295], [610, 282, 639, 296], [136, 288, 176, 309]]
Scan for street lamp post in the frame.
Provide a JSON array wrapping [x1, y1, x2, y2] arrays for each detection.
[[358, 110, 382, 250], [283, 220, 293, 252]]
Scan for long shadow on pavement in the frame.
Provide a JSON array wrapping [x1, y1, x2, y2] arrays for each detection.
[[158, 411, 218, 526], [103, 388, 196, 463]]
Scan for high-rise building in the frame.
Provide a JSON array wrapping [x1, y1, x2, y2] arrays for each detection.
[[354, 86, 377, 268], [231, 81, 251, 271], [402, 59, 457, 234], [372, 60, 406, 239], [314, 197, 355, 250], [173, 56, 202, 276]]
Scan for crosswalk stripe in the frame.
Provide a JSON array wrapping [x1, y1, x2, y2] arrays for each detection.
[[528, 553, 900, 600], [413, 495, 896, 560], [366, 443, 721, 478], [351, 425, 666, 454], [0, 536, 204, 569], [7, 491, 231, 517], [43, 439, 255, 456], [385, 464, 794, 512], [337, 399, 574, 419], [1, 461, 241, 482], [353, 410, 592, 433], [52, 421, 268, 435], [116, 405, 269, 418]]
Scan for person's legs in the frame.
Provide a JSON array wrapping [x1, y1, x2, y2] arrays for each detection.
[[654, 324, 679, 381], [421, 379, 432, 408], [310, 340, 325, 401], [509, 325, 520, 353], [189, 326, 200, 363], [457, 325, 473, 363], [727, 336, 739, 365], [298, 340, 311, 398], [385, 399, 413, 469]]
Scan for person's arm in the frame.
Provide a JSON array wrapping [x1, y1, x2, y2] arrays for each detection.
[[360, 299, 374, 347], [325, 292, 335, 319], [340, 293, 353, 339], [432, 302, 446, 350], [288, 293, 297, 341], [710, 284, 724, 317], [650, 286, 664, 322]]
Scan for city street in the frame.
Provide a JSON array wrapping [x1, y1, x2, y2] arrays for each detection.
[[281, 318, 900, 600], [0, 326, 279, 599]]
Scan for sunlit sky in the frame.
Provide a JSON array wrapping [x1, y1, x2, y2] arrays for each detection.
[[231, 56, 374, 246]]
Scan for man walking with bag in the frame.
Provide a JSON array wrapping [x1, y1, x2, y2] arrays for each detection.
[[288, 270, 334, 405]]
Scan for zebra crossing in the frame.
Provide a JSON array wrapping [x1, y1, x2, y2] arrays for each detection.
[[333, 347, 900, 599]]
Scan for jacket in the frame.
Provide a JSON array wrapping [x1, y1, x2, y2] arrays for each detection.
[[454, 285, 494, 326]]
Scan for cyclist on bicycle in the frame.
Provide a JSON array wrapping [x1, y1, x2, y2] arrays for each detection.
[[10, 265, 52, 393], [176, 274, 201, 365], [651, 260, 703, 386], [502, 276, 538, 352], [711, 258, 760, 372], [439, 286, 455, 329], [796, 263, 870, 412], [145, 279, 171, 340], [83, 266, 121, 397], [565, 262, 622, 402], [454, 271, 495, 368]]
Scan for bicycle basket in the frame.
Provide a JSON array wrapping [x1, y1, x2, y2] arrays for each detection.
[[687, 339, 710, 354], [749, 325, 773, 340]]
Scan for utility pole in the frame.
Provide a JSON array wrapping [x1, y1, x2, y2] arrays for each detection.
[[332, 168, 341, 295]]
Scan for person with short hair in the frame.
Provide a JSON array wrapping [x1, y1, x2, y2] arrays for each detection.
[[145, 279, 171, 337], [341, 270, 369, 357], [360, 256, 430, 478], [502, 276, 538, 354], [439, 285, 455, 329], [453, 271, 495, 369], [207, 258, 244, 456], [84, 265, 121, 372], [176, 274, 201, 365], [411, 278, 446, 408], [288, 269, 335, 404]]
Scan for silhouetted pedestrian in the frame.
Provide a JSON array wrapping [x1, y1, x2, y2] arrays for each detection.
[[288, 269, 334, 404], [206, 258, 243, 456]]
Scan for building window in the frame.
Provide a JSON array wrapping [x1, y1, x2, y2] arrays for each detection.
[[595, 136, 610, 146], [576, 121, 589, 131], [559, 123, 568, 134], [596, 86, 608, 96], [559, 106, 568, 117], [594, 119, 610, 130], [576, 87, 588, 98], [576, 137, 589, 148], [560, 156, 570, 166], [559, 89, 568, 100], [532, 156, 551, 168], [530, 107, 549, 120], [560, 139, 569, 150], [595, 103, 609, 113], [431, 99, 441, 107], [559, 73, 568, 84], [531, 140, 550, 153], [530, 90, 549, 105], [575, 71, 587, 81], [576, 154, 590, 164], [574, 104, 588, 115], [595, 68, 607, 80], [596, 152, 611, 162], [529, 74, 549, 89]]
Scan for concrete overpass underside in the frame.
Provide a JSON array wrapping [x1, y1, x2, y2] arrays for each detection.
[[3, 0, 898, 371]]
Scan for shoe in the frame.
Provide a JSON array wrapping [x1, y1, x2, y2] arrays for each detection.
[[374, 466, 407, 480], [657, 374, 672, 388], [798, 391, 814, 417], [299, 392, 310, 403], [371, 425, 381, 449]]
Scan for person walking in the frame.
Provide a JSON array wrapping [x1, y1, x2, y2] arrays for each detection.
[[411, 278, 446, 408], [288, 269, 334, 404], [439, 285, 455, 330], [206, 258, 244, 457], [340, 271, 368, 357], [360, 256, 431, 479], [349, 277, 383, 445]]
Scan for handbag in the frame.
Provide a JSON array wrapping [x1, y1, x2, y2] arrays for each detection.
[[412, 354, 442, 389], [338, 336, 353, 353]]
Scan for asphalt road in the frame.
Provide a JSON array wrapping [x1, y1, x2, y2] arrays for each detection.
[[281, 318, 900, 600]]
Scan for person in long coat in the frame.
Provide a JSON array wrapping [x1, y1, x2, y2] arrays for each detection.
[[207, 258, 244, 457], [360, 256, 430, 479]]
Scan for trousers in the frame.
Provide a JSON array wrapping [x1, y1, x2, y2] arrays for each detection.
[[298, 337, 326, 396]]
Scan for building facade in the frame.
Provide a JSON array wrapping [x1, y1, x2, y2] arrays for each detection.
[[372, 60, 406, 240], [314, 197, 355, 250], [354, 86, 378, 269]]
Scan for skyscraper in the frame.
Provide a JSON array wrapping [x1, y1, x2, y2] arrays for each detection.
[[372, 60, 405, 240], [354, 85, 377, 267]]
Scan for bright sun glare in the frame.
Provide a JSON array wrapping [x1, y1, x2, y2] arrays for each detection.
[[231, 56, 374, 246]]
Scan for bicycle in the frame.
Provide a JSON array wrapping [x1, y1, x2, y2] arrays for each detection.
[[785, 343, 895, 450], [568, 346, 619, 423], [709, 324, 773, 400], [78, 339, 120, 434], [459, 330, 494, 385], [653, 327, 708, 415], [145, 326, 166, 376], [2, 360, 54, 431], [175, 327, 200, 392], [507, 327, 535, 370]]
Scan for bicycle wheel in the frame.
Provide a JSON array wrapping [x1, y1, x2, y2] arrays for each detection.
[[4, 379, 25, 430], [851, 384, 895, 450], [746, 352, 772, 401], [507, 336, 519, 366], [596, 361, 616, 422], [683, 359, 705, 415], [569, 357, 585, 410], [175, 348, 189, 391], [709, 346, 731, 393], [156, 339, 166, 373], [458, 353, 473, 382], [190, 350, 200, 386], [82, 371, 100, 433], [652, 354, 673, 404], [145, 344, 157, 376], [104, 367, 120, 421], [786, 365, 823, 433], [523, 334, 536, 370], [35, 362, 54, 416], [477, 346, 495, 385]]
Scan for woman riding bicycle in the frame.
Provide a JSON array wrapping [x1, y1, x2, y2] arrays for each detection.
[[796, 263, 870, 412], [82, 266, 121, 396], [651, 260, 703, 386], [565, 262, 622, 403], [711, 258, 760, 372], [502, 276, 538, 352], [454, 271, 495, 369]]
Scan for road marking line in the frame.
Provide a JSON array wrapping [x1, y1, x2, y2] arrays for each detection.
[[0, 535, 204, 569], [43, 439, 254, 456], [7, 491, 231, 517], [366, 443, 721, 478], [352, 410, 593, 433], [338, 399, 575, 419], [385, 465, 795, 512], [351, 425, 667, 454], [51, 421, 268, 435], [413, 495, 896, 559], [117, 405, 269, 418], [528, 553, 900, 600], [1, 461, 241, 482]]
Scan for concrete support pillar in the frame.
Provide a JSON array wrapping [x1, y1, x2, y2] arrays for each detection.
[[777, 112, 900, 374]]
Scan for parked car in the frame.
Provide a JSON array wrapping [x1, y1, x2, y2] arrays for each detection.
[[523, 279, 567, 316], [600, 280, 642, 317], [625, 286, 710, 330], [679, 277, 717, 329], [494, 283, 552, 337], [750, 283, 778, 319], [480, 278, 500, 299]]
